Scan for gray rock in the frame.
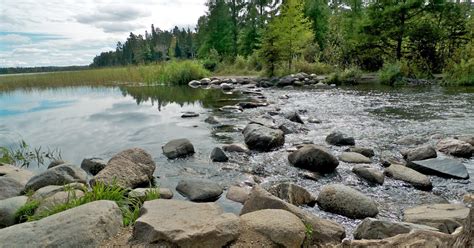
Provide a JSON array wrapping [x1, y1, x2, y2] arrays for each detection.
[[204, 116, 220, 124], [226, 186, 250, 204], [222, 144, 250, 154], [339, 152, 372, 163], [200, 78, 211, 85], [0, 200, 123, 247], [36, 190, 85, 214], [92, 148, 155, 189], [30, 183, 85, 201], [188, 80, 201, 88], [437, 138, 473, 158], [210, 147, 229, 162], [0, 165, 34, 200], [403, 204, 470, 234], [277, 76, 295, 87], [181, 112, 199, 118], [408, 158, 469, 180], [326, 132, 355, 146], [346, 147, 375, 158], [132, 199, 239, 247], [456, 135, 474, 146], [80, 158, 107, 175], [249, 116, 277, 129], [220, 83, 234, 90], [176, 178, 223, 202], [308, 118, 322, 124], [25, 164, 87, 192], [236, 209, 306, 247], [241, 186, 346, 246], [268, 183, 316, 206], [288, 145, 339, 173], [243, 124, 285, 152], [162, 139, 195, 159], [219, 105, 243, 113], [285, 112, 304, 124], [404, 145, 437, 162], [47, 159, 67, 169], [129, 188, 173, 200], [0, 196, 28, 228], [353, 218, 439, 240], [316, 184, 379, 219], [352, 165, 384, 185], [384, 163, 432, 191], [237, 102, 268, 109], [396, 135, 427, 146]]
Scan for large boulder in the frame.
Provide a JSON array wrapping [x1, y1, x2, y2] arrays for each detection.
[[346, 147, 375, 158], [132, 199, 239, 247], [162, 139, 195, 159], [353, 218, 439, 240], [316, 184, 378, 219], [268, 183, 316, 206], [403, 145, 437, 162], [277, 76, 295, 87], [0, 200, 123, 247], [352, 165, 384, 185], [384, 163, 432, 191], [25, 164, 87, 192], [241, 186, 346, 246], [326, 132, 355, 146], [288, 145, 339, 173], [437, 138, 473, 158], [30, 183, 85, 201], [235, 209, 306, 247], [407, 158, 469, 180], [92, 148, 155, 189], [339, 152, 371, 163], [176, 178, 223, 202], [0, 196, 28, 228], [403, 204, 470, 234], [80, 158, 107, 175], [36, 190, 85, 215], [243, 124, 285, 152], [0, 165, 34, 200]]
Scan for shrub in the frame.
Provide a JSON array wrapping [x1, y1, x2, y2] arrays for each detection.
[[156, 60, 210, 85], [293, 60, 334, 75], [445, 58, 474, 86], [379, 62, 403, 86], [14, 200, 40, 224]]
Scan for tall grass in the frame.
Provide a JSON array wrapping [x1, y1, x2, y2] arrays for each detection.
[[444, 58, 474, 86], [379, 62, 403, 86], [0, 60, 209, 92]]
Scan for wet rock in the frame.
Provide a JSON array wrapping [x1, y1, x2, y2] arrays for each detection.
[[407, 158, 469, 180], [403, 204, 470, 234], [47, 159, 67, 169], [339, 152, 372, 163], [384, 163, 432, 191], [0, 196, 28, 228], [181, 112, 199, 118], [92, 148, 155, 189], [204, 116, 220, 124], [278, 124, 293, 135], [0, 200, 123, 247], [210, 147, 229, 162], [0, 165, 34, 200], [162, 138, 195, 159], [395, 135, 427, 146], [220, 83, 234, 90], [200, 78, 211, 85], [235, 209, 306, 248], [25, 164, 87, 192], [352, 165, 384, 185], [80, 158, 107, 175], [326, 132, 355, 146], [346, 147, 375, 158], [176, 178, 223, 202], [285, 112, 304, 124], [243, 124, 285, 152], [129, 188, 173, 200], [241, 186, 346, 246], [188, 80, 200, 88], [226, 186, 250, 204], [316, 184, 378, 219], [403, 145, 437, 162], [464, 194, 474, 205], [132, 199, 239, 247], [437, 138, 473, 158], [313, 82, 331, 89], [219, 105, 243, 113], [268, 183, 316, 206], [353, 218, 439, 240], [277, 76, 295, 87], [308, 118, 322, 124], [456, 135, 474, 146], [222, 143, 250, 154], [237, 102, 268, 109], [249, 116, 277, 129], [288, 145, 339, 173]]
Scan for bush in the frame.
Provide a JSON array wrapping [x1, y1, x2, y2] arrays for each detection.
[[379, 62, 403, 86], [444, 58, 474, 86], [202, 59, 218, 71], [293, 60, 334, 75], [156, 60, 210, 85], [325, 67, 362, 85], [14, 200, 40, 224]]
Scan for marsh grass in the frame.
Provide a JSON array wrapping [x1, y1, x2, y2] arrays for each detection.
[[0, 61, 209, 92]]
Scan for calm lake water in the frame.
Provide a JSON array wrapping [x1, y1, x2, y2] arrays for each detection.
[[1, 84, 473, 234]]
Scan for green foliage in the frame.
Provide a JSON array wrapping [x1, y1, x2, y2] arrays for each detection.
[[379, 62, 403, 86], [155, 60, 210, 85], [302, 222, 314, 247], [293, 60, 334, 75], [0, 140, 61, 168], [445, 58, 474, 86], [14, 200, 40, 224], [326, 67, 362, 85]]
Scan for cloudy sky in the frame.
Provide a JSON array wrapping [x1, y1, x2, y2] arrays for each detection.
[[0, 0, 207, 67]]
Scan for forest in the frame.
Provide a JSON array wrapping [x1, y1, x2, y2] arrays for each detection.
[[91, 0, 473, 85]]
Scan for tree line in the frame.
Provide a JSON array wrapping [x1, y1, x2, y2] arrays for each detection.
[[92, 0, 473, 79]]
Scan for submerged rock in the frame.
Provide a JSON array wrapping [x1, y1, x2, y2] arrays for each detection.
[[408, 158, 469, 180], [25, 164, 87, 192], [176, 178, 223, 202], [210, 147, 229, 162], [204, 116, 220, 124], [132, 199, 239, 247], [353, 218, 439, 240], [384, 163, 432, 191], [268, 183, 316, 206], [162, 138, 195, 159], [288, 145, 339, 173], [285, 112, 304, 124], [437, 138, 473, 158], [352, 165, 384, 185], [316, 184, 379, 219], [339, 152, 372, 163], [326, 132, 355, 146], [242, 124, 285, 152], [0, 165, 34, 200], [403, 204, 470, 234], [181, 112, 199, 118]]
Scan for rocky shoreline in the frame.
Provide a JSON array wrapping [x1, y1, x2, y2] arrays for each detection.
[[0, 75, 473, 247]]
